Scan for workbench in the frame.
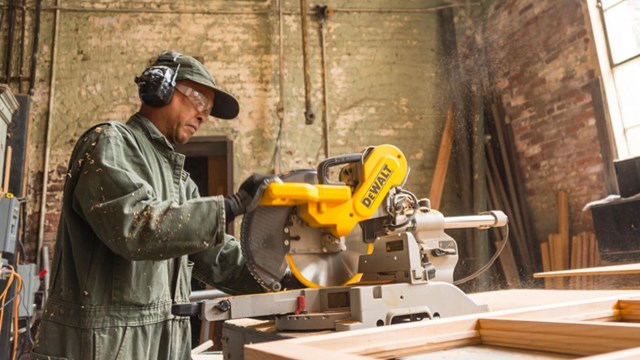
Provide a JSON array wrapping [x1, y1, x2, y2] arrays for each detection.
[[220, 289, 640, 360]]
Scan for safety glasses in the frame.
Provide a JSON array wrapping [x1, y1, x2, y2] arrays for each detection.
[[175, 84, 212, 115]]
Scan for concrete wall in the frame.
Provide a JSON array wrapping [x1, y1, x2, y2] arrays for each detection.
[[0, 0, 455, 261]]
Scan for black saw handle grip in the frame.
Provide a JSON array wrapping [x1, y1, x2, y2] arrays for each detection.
[[317, 153, 362, 185], [172, 302, 201, 317]]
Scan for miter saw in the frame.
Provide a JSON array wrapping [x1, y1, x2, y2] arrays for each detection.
[[178, 144, 508, 332]]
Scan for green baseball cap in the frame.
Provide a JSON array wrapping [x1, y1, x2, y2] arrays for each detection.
[[153, 51, 240, 120]]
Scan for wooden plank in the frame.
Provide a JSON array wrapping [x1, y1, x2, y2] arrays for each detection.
[[577, 234, 585, 288], [534, 263, 640, 278], [429, 104, 453, 210], [491, 103, 535, 275], [549, 233, 565, 288], [288, 318, 480, 357], [585, 233, 593, 289], [487, 169, 521, 288], [2, 146, 11, 195], [570, 235, 579, 289], [619, 300, 640, 322], [540, 242, 551, 289], [479, 318, 640, 339], [485, 131, 530, 275], [558, 191, 570, 270], [479, 318, 640, 356]]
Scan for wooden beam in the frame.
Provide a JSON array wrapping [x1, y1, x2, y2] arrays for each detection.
[[429, 104, 453, 210], [558, 191, 570, 270]]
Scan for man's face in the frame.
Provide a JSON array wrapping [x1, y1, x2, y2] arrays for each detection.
[[160, 80, 215, 145]]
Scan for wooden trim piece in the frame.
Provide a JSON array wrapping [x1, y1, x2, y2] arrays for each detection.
[[534, 263, 640, 278], [558, 191, 570, 270], [619, 300, 640, 322], [479, 318, 640, 356], [540, 242, 551, 288], [290, 318, 480, 357], [429, 104, 453, 210]]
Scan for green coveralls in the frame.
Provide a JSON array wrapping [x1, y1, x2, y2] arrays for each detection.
[[31, 114, 262, 360]]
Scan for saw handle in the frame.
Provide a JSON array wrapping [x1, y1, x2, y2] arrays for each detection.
[[317, 153, 362, 185], [171, 302, 201, 317]]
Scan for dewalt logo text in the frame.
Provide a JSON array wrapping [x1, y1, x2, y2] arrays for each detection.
[[360, 163, 394, 208]]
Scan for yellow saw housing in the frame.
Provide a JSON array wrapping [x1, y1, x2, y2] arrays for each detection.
[[260, 145, 408, 239]]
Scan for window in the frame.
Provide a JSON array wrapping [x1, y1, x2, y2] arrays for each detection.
[[589, 0, 640, 159]]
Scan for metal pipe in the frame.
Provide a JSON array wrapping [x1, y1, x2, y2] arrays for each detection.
[[299, 0, 314, 125], [29, 0, 42, 95], [37, 0, 60, 274], [272, 0, 285, 174], [29, 3, 479, 15], [317, 5, 330, 158], [19, 0, 27, 93], [40, 5, 271, 15], [329, 3, 481, 13]]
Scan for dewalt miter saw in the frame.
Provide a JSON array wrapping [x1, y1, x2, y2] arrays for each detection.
[[180, 144, 508, 332]]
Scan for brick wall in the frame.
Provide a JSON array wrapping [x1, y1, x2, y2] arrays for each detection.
[[482, 0, 607, 243]]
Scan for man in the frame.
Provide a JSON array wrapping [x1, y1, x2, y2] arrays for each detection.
[[32, 51, 269, 359]]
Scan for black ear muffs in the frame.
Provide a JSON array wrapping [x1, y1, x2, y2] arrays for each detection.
[[135, 51, 182, 107]]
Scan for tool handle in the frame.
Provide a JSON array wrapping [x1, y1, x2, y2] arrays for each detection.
[[443, 211, 508, 229], [171, 303, 201, 317], [317, 153, 362, 185]]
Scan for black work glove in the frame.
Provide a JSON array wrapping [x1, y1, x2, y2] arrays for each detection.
[[224, 174, 279, 223]]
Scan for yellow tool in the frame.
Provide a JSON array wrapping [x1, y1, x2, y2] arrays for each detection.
[[243, 144, 412, 290], [259, 144, 409, 237]]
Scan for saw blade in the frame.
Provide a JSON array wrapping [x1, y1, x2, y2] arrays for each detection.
[[240, 169, 372, 291]]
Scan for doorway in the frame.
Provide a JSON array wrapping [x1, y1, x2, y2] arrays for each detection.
[[175, 136, 233, 349]]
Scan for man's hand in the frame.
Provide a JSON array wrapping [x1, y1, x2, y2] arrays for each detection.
[[224, 174, 280, 222]]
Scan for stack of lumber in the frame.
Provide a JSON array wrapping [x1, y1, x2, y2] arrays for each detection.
[[569, 232, 600, 289], [539, 191, 600, 289]]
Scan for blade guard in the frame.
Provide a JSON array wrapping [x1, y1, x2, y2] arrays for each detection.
[[259, 144, 409, 237]]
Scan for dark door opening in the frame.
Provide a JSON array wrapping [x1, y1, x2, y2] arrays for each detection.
[[175, 136, 233, 349]]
